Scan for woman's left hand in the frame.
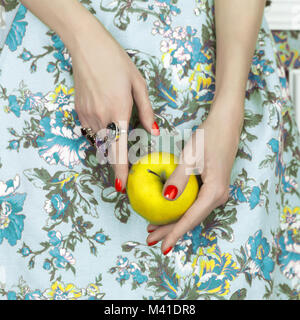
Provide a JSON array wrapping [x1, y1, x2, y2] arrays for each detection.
[[146, 98, 245, 255]]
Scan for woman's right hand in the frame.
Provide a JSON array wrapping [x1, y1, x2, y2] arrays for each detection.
[[19, 0, 158, 192], [67, 15, 159, 193]]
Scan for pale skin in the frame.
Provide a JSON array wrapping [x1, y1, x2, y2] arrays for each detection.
[[20, 0, 266, 254], [20, 0, 157, 193]]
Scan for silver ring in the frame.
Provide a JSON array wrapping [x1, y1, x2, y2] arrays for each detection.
[[95, 122, 127, 157]]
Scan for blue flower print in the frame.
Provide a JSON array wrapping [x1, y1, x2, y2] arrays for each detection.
[[25, 290, 43, 300], [117, 269, 130, 282], [8, 140, 20, 150], [248, 51, 275, 89], [0, 176, 26, 246], [193, 253, 239, 296], [157, 82, 178, 109], [47, 63, 56, 73], [160, 271, 178, 299], [47, 230, 62, 247], [94, 233, 107, 244], [8, 95, 21, 117], [53, 49, 72, 72], [45, 193, 70, 221], [229, 183, 247, 203], [5, 5, 28, 52], [156, 0, 181, 15], [21, 246, 31, 257], [130, 268, 148, 285], [51, 35, 64, 51], [51, 34, 72, 72], [21, 49, 32, 61], [36, 110, 90, 168], [268, 138, 297, 192], [248, 186, 261, 210], [43, 261, 51, 271], [49, 246, 75, 269], [246, 230, 275, 281], [7, 291, 17, 300], [275, 230, 300, 280], [174, 225, 217, 254], [7, 95, 34, 117]]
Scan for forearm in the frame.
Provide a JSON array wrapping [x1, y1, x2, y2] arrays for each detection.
[[19, 0, 108, 52], [212, 0, 266, 108]]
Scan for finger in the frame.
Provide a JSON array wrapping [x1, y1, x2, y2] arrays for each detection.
[[76, 108, 89, 128], [132, 77, 159, 136], [75, 101, 101, 133], [85, 102, 104, 133], [160, 184, 223, 254], [162, 163, 190, 200], [147, 224, 160, 233], [146, 223, 176, 246], [109, 119, 129, 193], [89, 117, 103, 135], [162, 127, 204, 201]]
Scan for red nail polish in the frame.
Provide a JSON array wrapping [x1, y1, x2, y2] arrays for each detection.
[[152, 121, 160, 136], [164, 185, 178, 200], [148, 229, 155, 233], [121, 188, 126, 194], [115, 178, 122, 192], [148, 241, 158, 246], [163, 246, 173, 255]]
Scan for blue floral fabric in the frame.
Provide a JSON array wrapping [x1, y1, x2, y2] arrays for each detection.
[[0, 0, 299, 300]]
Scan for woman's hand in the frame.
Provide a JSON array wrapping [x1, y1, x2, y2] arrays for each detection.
[[69, 18, 158, 192], [19, 0, 159, 192], [146, 98, 244, 255]]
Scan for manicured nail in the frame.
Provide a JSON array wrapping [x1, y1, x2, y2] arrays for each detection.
[[152, 121, 160, 136], [115, 178, 122, 192], [121, 188, 126, 194], [163, 246, 173, 255], [148, 229, 155, 233], [148, 240, 158, 246], [164, 185, 178, 200]]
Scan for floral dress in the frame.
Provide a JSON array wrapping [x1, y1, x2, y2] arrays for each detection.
[[0, 0, 299, 300]]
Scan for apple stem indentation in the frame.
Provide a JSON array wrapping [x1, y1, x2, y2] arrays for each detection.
[[147, 169, 167, 184]]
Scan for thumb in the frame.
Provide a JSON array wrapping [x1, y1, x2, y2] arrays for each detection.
[[132, 77, 160, 136], [162, 163, 190, 201]]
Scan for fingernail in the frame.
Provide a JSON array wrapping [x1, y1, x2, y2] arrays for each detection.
[[121, 188, 126, 194], [163, 246, 173, 255], [152, 121, 160, 136], [164, 185, 178, 200], [115, 178, 122, 192], [148, 229, 155, 233], [148, 240, 158, 246]]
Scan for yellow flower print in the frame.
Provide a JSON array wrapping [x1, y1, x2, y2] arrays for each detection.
[[281, 206, 300, 232], [51, 84, 74, 101], [188, 62, 213, 100], [86, 283, 101, 297], [193, 252, 239, 296], [44, 281, 82, 300], [44, 84, 75, 112], [52, 173, 79, 191]]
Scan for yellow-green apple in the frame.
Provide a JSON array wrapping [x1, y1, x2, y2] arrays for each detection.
[[126, 152, 199, 225]]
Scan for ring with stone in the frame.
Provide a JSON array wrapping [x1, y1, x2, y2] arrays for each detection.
[[95, 122, 127, 157]]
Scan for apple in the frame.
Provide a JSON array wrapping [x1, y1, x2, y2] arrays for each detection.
[[126, 152, 199, 225]]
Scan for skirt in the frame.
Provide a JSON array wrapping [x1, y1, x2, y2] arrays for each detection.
[[0, 0, 299, 300]]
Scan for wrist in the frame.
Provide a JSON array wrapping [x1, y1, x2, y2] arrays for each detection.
[[211, 90, 246, 109], [209, 95, 245, 134], [55, 3, 108, 54]]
